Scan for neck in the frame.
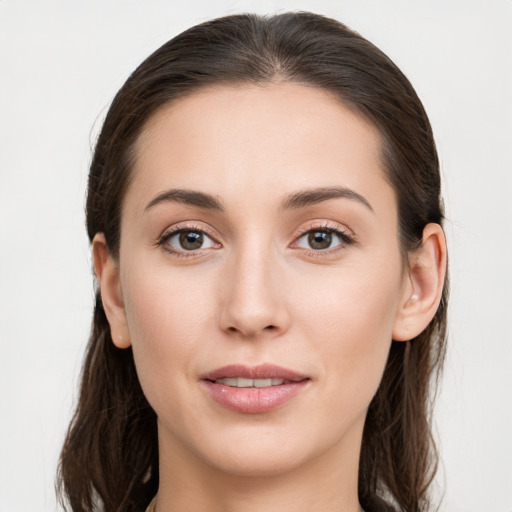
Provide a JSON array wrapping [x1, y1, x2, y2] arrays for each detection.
[[154, 420, 364, 512]]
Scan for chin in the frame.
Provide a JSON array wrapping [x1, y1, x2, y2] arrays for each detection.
[[185, 420, 345, 479], [204, 444, 310, 478]]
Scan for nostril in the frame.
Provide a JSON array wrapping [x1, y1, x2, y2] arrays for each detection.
[[265, 325, 276, 330]]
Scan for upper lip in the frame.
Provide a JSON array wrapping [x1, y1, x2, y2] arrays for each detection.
[[200, 364, 309, 382]]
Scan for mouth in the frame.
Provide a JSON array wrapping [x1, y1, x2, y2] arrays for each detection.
[[200, 364, 311, 414]]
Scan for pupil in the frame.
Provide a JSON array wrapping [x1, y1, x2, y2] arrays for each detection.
[[308, 231, 332, 250], [179, 231, 203, 250]]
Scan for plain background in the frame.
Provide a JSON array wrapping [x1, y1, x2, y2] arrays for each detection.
[[1, 1, 511, 511]]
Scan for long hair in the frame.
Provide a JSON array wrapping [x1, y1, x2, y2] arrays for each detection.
[[57, 12, 448, 512]]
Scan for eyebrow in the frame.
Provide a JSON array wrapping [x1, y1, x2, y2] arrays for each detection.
[[280, 186, 374, 213], [144, 186, 374, 214], [145, 189, 225, 212]]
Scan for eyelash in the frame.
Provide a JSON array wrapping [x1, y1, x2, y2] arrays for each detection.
[[156, 222, 355, 259], [292, 222, 355, 257], [156, 222, 219, 259]]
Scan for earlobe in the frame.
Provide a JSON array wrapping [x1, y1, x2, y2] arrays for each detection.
[[92, 233, 131, 349], [392, 223, 447, 342]]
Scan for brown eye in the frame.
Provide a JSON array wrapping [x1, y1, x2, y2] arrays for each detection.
[[295, 227, 353, 252], [308, 231, 333, 250], [179, 230, 204, 250], [163, 229, 217, 253]]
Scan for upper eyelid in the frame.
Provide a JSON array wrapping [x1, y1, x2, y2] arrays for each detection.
[[159, 222, 219, 241], [293, 220, 354, 239]]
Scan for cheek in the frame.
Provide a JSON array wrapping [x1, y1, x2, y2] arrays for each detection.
[[120, 264, 216, 401], [293, 257, 403, 408]]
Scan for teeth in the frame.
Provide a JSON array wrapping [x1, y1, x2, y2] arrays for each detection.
[[237, 377, 253, 387], [215, 377, 285, 387], [254, 379, 271, 388], [219, 378, 238, 386]]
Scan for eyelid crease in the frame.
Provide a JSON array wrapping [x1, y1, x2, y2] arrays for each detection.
[[292, 220, 356, 242], [155, 221, 220, 245]]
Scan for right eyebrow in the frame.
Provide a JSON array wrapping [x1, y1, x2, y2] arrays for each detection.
[[144, 188, 225, 212]]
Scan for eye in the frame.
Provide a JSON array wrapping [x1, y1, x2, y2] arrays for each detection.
[[160, 228, 218, 255], [294, 227, 353, 252]]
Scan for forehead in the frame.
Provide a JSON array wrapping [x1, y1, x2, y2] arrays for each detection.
[[135, 82, 382, 162], [127, 82, 394, 217]]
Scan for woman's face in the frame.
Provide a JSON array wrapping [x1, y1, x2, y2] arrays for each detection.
[[114, 83, 411, 476]]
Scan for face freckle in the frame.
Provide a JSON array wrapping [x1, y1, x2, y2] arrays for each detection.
[[116, 82, 408, 479]]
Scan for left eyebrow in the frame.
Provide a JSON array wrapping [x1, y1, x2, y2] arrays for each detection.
[[280, 186, 374, 213]]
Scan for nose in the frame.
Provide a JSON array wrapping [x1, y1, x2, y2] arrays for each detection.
[[218, 244, 290, 339]]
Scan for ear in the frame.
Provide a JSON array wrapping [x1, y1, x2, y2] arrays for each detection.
[[92, 233, 131, 348], [392, 223, 447, 342]]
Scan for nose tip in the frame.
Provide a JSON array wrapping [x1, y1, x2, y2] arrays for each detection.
[[218, 257, 289, 339], [221, 297, 286, 339]]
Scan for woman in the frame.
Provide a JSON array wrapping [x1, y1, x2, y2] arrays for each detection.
[[58, 12, 448, 512]]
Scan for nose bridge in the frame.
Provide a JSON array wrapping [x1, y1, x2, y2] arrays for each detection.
[[219, 233, 287, 338]]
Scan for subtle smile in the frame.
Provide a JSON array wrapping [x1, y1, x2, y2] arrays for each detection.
[[200, 364, 311, 414]]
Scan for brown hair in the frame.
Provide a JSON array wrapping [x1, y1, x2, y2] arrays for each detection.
[[57, 12, 448, 512]]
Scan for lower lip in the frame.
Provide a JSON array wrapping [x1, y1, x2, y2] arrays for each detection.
[[201, 380, 310, 414]]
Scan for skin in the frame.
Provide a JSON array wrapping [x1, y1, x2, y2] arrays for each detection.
[[94, 83, 446, 512]]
